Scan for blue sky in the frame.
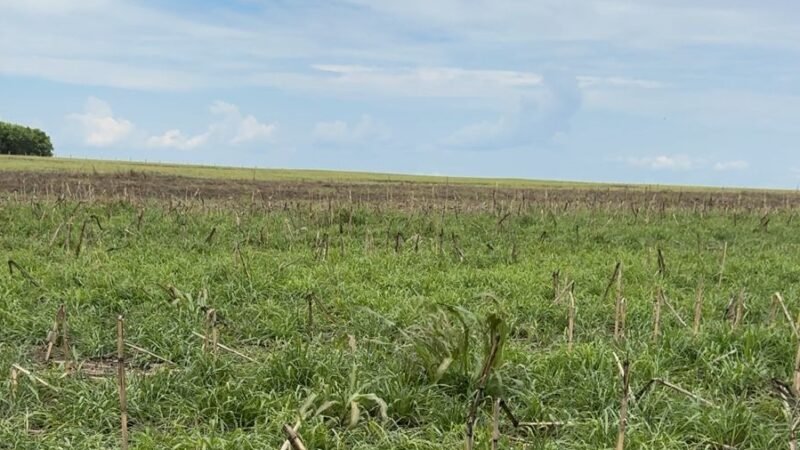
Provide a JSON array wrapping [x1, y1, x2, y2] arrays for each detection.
[[1, 0, 799, 188]]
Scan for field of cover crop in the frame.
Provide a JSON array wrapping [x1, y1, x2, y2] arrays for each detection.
[[2, 167, 800, 449]]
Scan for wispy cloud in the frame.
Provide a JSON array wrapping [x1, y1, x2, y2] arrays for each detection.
[[148, 101, 277, 150], [442, 71, 581, 149], [623, 155, 750, 172], [0, 0, 672, 97], [313, 115, 390, 146], [341, 0, 800, 49], [713, 160, 749, 171], [576, 76, 664, 89], [210, 102, 277, 145], [313, 64, 542, 92], [2, 56, 209, 91], [67, 97, 134, 147], [147, 129, 210, 150], [625, 154, 699, 171]]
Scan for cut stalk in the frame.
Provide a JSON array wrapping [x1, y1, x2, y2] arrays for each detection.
[[733, 289, 745, 329], [282, 423, 308, 450], [770, 294, 779, 326], [47, 222, 64, 249], [191, 331, 256, 362], [552, 270, 560, 303], [465, 329, 502, 450], [44, 307, 61, 362], [64, 222, 72, 251], [117, 316, 128, 450], [74, 219, 88, 257], [60, 304, 71, 371], [567, 291, 576, 351], [204, 308, 218, 355], [613, 262, 623, 341], [491, 398, 500, 450], [635, 378, 716, 407], [616, 360, 630, 450], [10, 364, 58, 391], [653, 289, 663, 340], [774, 293, 799, 337], [693, 281, 704, 336], [125, 343, 175, 365], [794, 337, 800, 395], [662, 293, 687, 328], [281, 420, 302, 450], [602, 262, 621, 303], [280, 421, 302, 450], [718, 242, 727, 287], [307, 295, 314, 339], [10, 366, 18, 396]]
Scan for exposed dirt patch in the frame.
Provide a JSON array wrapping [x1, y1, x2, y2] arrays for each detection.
[[1, 169, 797, 210], [30, 346, 168, 379]]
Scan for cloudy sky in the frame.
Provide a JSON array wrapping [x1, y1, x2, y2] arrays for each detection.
[[1, 0, 799, 188]]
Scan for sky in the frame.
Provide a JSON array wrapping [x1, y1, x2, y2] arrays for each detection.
[[1, 1, 799, 188]]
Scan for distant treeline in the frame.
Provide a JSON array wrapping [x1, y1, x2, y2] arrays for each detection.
[[0, 121, 53, 156]]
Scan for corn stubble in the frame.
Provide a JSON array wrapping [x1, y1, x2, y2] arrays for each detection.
[[1, 182, 800, 449]]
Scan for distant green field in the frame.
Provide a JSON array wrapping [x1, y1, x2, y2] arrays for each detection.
[[0, 155, 718, 191]]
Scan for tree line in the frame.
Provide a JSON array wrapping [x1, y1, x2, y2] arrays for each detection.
[[0, 121, 54, 156]]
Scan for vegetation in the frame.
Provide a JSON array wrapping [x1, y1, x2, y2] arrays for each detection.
[[0, 154, 753, 191], [0, 122, 54, 157], [1, 181, 800, 449]]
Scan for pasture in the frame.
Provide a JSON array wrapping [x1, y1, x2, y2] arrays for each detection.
[[1, 165, 800, 449]]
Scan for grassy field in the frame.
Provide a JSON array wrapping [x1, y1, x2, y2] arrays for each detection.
[[1, 170, 800, 449], [0, 154, 721, 191]]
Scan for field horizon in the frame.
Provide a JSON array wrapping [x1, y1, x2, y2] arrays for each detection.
[[3, 153, 800, 449], [0, 154, 782, 193]]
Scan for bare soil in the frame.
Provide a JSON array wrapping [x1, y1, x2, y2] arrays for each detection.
[[1, 169, 796, 210]]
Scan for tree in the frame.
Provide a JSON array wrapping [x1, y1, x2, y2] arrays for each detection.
[[0, 121, 54, 157]]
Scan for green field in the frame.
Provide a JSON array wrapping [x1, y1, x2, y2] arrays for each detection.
[[0, 155, 584, 188], [0, 154, 736, 191], [1, 169, 799, 449]]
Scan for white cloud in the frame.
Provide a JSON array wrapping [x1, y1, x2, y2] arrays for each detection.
[[626, 154, 699, 171], [442, 118, 509, 148], [146, 129, 210, 150], [147, 101, 276, 150], [232, 116, 276, 144], [442, 71, 582, 149], [64, 97, 276, 151], [313, 115, 390, 145], [713, 160, 749, 171], [67, 97, 134, 147], [209, 101, 277, 145]]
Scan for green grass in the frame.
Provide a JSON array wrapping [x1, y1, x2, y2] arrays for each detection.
[[0, 154, 752, 191], [1, 195, 799, 448]]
